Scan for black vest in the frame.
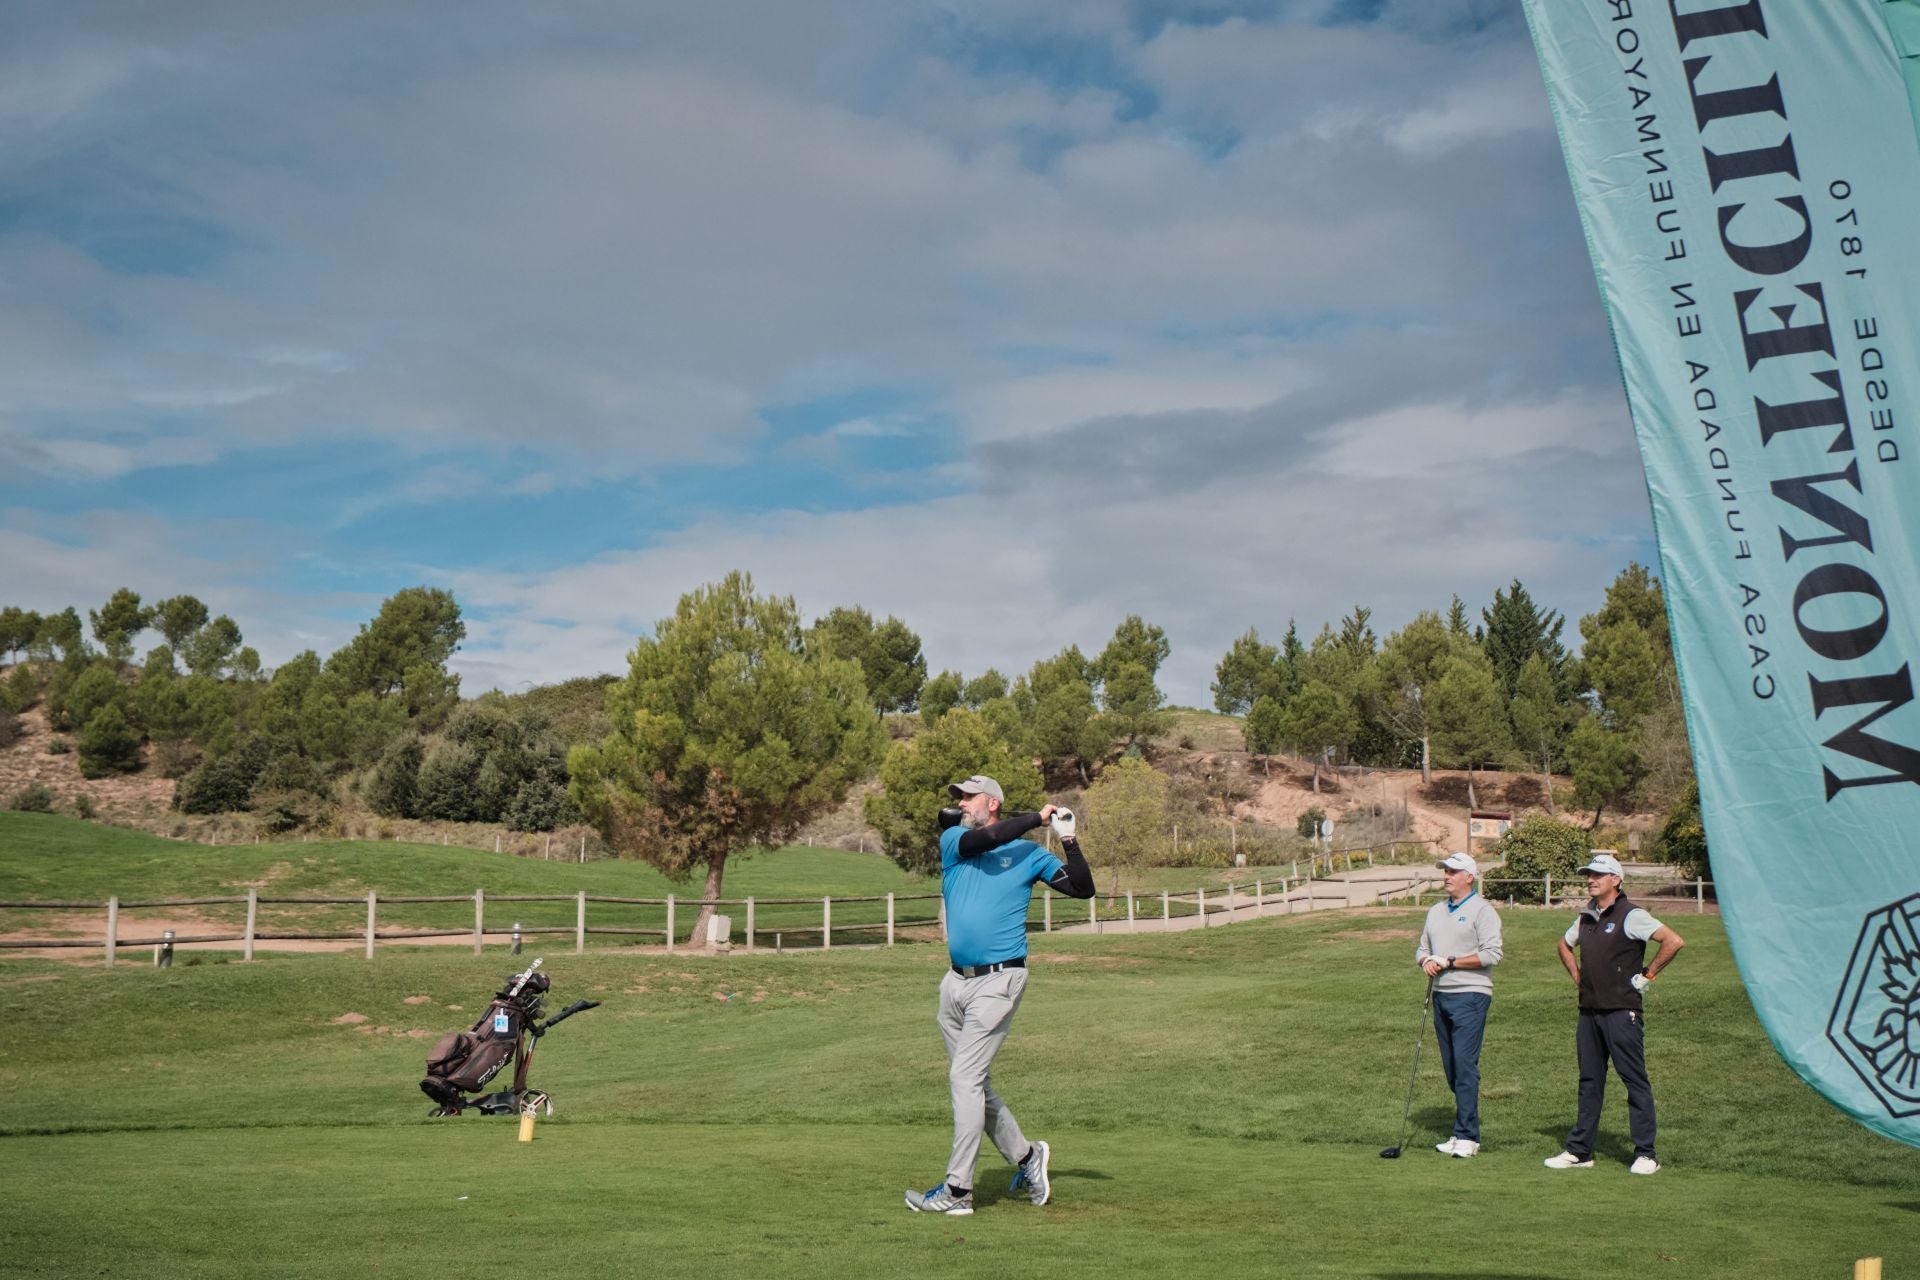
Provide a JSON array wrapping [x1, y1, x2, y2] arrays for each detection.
[[1575, 894, 1647, 1012]]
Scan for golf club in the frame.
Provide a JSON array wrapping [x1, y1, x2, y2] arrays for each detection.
[[1380, 974, 1437, 1158]]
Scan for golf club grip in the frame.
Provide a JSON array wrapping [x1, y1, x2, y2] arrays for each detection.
[[539, 999, 600, 1030]]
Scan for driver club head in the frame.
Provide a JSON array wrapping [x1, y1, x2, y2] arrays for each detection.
[[1379, 1146, 1401, 1159]]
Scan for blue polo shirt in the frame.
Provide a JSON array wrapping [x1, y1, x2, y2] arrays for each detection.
[[940, 825, 1063, 968]]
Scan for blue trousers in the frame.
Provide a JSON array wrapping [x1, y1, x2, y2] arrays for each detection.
[[1432, 990, 1491, 1143]]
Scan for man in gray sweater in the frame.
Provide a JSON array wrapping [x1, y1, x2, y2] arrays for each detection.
[[1415, 851, 1504, 1157]]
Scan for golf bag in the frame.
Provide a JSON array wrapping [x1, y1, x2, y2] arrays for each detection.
[[421, 958, 599, 1117]]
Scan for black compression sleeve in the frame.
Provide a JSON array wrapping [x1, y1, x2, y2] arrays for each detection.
[[1046, 841, 1095, 898], [954, 811, 1046, 858]]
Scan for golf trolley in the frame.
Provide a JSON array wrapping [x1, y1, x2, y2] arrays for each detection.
[[421, 958, 599, 1118]]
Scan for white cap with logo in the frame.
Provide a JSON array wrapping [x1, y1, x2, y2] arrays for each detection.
[[1579, 852, 1624, 878], [1436, 851, 1478, 878], [946, 775, 1004, 802]]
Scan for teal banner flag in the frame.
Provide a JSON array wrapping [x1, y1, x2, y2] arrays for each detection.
[[1522, 0, 1920, 1147]]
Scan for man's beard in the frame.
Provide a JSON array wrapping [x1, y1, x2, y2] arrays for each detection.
[[960, 809, 986, 830]]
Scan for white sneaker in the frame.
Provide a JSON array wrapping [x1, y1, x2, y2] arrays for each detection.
[[1543, 1150, 1594, 1169], [1450, 1140, 1480, 1158], [1630, 1156, 1660, 1176], [1435, 1139, 1458, 1155]]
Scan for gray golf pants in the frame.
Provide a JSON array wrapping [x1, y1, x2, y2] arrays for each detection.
[[938, 966, 1031, 1188]]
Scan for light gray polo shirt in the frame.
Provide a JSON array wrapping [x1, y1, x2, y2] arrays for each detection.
[[1416, 892, 1504, 995]]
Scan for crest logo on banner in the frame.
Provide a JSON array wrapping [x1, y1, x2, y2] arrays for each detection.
[[1829, 895, 1920, 1117]]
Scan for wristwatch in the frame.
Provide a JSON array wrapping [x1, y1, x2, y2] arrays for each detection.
[[1445, 956, 1456, 971]]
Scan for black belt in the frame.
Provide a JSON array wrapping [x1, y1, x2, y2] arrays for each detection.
[[951, 958, 1025, 978]]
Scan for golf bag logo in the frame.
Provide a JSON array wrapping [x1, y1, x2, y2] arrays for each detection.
[[1828, 894, 1920, 1118]]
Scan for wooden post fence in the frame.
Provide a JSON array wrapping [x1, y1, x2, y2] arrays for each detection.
[[104, 896, 118, 968], [244, 888, 257, 961], [824, 897, 832, 950], [576, 891, 586, 954], [886, 893, 895, 946], [666, 896, 675, 953], [472, 888, 484, 955], [365, 890, 377, 960], [746, 898, 756, 951]]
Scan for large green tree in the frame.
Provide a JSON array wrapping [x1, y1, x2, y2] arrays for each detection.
[[0, 607, 41, 665], [1366, 611, 1459, 784], [1278, 679, 1356, 793], [570, 572, 886, 944], [1081, 754, 1170, 896], [806, 606, 928, 714], [151, 595, 211, 651], [1509, 652, 1572, 813], [1428, 652, 1511, 810], [1480, 579, 1569, 698], [181, 615, 244, 679], [325, 587, 465, 725], [1014, 647, 1104, 784], [1212, 629, 1280, 717], [919, 670, 963, 722], [1243, 694, 1288, 776], [1567, 714, 1640, 828], [90, 589, 150, 665], [864, 707, 1043, 873]]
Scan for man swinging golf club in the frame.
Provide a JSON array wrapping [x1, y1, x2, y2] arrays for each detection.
[[904, 774, 1094, 1216]]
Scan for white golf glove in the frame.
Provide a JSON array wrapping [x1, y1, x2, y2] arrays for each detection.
[[1630, 972, 1652, 994], [1051, 808, 1076, 841]]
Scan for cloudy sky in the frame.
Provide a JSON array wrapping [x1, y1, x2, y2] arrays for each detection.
[[0, 0, 1656, 705]]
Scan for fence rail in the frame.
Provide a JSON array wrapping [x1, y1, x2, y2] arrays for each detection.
[[0, 866, 1714, 965]]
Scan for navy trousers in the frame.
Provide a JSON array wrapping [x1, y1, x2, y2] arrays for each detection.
[[1566, 1008, 1657, 1159], [1432, 990, 1491, 1143]]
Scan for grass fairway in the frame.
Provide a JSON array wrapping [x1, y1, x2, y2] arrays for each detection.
[[3, 823, 1916, 1277]]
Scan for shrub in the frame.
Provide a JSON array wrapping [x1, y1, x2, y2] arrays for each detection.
[[414, 740, 481, 823], [9, 783, 55, 812], [364, 736, 423, 818], [77, 704, 143, 778], [1, 663, 42, 713], [1650, 782, 1708, 880], [254, 752, 330, 798], [0, 712, 18, 749], [1490, 813, 1593, 903], [1296, 806, 1327, 840], [73, 792, 97, 820], [47, 737, 72, 755], [175, 737, 271, 814]]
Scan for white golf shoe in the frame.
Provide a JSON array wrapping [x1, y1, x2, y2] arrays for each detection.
[[1449, 1140, 1480, 1158], [1435, 1138, 1458, 1155], [1543, 1150, 1594, 1169], [1630, 1156, 1660, 1176]]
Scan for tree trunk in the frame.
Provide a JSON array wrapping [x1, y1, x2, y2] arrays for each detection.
[[1261, 754, 1271, 778], [1539, 749, 1557, 815], [1311, 760, 1321, 793], [688, 850, 729, 949], [1587, 804, 1605, 831], [1465, 769, 1478, 812], [1419, 735, 1432, 785]]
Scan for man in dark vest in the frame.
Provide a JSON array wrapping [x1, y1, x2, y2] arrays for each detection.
[[1544, 852, 1686, 1175]]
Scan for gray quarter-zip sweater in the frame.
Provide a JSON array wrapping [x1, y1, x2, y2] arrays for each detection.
[[1416, 892, 1504, 995]]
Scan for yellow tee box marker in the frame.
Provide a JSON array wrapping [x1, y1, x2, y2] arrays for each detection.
[[518, 1111, 536, 1143], [1853, 1259, 1880, 1280]]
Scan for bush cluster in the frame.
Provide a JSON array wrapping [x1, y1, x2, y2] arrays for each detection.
[[1491, 813, 1595, 903]]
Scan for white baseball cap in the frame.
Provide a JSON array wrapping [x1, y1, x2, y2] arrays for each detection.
[[947, 775, 1004, 802], [1437, 852, 1478, 877], [1579, 852, 1624, 877]]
